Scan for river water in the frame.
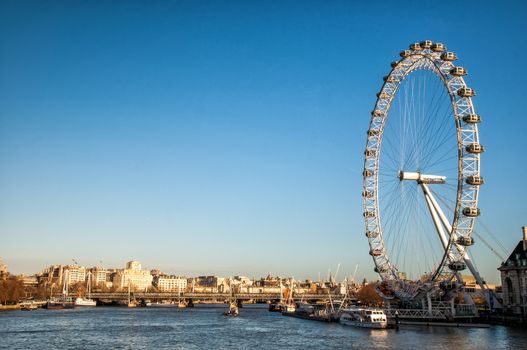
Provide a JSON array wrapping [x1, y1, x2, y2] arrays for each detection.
[[0, 305, 524, 349]]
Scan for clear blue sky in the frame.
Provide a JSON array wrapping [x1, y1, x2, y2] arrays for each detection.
[[1, 0, 526, 284]]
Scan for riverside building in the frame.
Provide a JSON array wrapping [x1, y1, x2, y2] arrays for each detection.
[[113, 261, 153, 291], [499, 227, 527, 316], [38, 264, 86, 286], [153, 275, 187, 292]]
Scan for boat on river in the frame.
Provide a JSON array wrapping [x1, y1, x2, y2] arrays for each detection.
[[45, 299, 75, 309], [282, 302, 339, 322], [224, 302, 239, 317], [75, 297, 96, 307], [45, 269, 75, 309], [339, 307, 388, 329]]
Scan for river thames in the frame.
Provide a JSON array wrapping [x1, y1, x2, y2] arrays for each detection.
[[0, 305, 524, 349]]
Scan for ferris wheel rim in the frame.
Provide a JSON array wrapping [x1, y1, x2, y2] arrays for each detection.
[[362, 41, 483, 293]]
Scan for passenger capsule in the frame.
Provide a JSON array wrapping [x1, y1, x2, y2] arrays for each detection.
[[383, 75, 396, 83], [400, 50, 412, 58], [364, 211, 376, 218], [391, 61, 399, 68], [456, 236, 475, 246], [365, 149, 377, 157], [409, 42, 422, 51], [463, 207, 481, 217], [466, 175, 484, 185], [457, 87, 476, 97], [450, 66, 467, 76], [372, 109, 385, 117], [376, 92, 391, 99], [366, 230, 379, 238], [431, 42, 446, 52], [363, 169, 374, 177], [441, 52, 457, 61], [362, 190, 375, 198], [448, 261, 467, 271], [420, 40, 433, 49], [466, 143, 485, 154], [369, 249, 382, 256], [367, 129, 380, 137], [462, 114, 481, 123]]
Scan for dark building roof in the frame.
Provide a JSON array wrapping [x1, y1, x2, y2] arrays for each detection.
[[499, 241, 527, 270]]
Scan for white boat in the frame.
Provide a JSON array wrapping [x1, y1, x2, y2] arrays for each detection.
[[149, 300, 186, 308], [75, 297, 96, 307], [339, 307, 388, 329], [282, 303, 296, 313]]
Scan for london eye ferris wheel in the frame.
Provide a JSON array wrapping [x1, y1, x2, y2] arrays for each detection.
[[363, 40, 485, 302]]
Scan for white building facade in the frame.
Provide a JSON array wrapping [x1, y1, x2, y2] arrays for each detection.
[[153, 275, 188, 292], [113, 261, 153, 291]]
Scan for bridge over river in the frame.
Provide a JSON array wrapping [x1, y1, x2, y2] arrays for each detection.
[[89, 292, 347, 303]]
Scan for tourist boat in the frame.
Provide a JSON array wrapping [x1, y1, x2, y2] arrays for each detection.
[[45, 298, 75, 309], [149, 301, 178, 308], [339, 307, 388, 329], [75, 297, 96, 307], [20, 302, 38, 311], [282, 302, 339, 322]]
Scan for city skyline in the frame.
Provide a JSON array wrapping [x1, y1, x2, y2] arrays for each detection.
[[2, 1, 527, 285]]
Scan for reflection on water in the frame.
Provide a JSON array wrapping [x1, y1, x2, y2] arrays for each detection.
[[0, 305, 524, 350]]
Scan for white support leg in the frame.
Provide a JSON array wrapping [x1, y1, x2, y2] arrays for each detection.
[[422, 184, 486, 289]]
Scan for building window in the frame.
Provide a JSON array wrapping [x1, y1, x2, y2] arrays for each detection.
[[505, 278, 514, 305]]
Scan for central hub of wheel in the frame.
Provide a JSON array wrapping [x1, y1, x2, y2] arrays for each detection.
[[399, 171, 446, 184]]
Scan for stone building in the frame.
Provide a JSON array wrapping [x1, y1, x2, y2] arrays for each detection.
[[190, 276, 228, 293], [498, 227, 527, 316], [88, 267, 113, 289], [38, 264, 86, 286], [112, 261, 153, 291], [153, 275, 187, 292]]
